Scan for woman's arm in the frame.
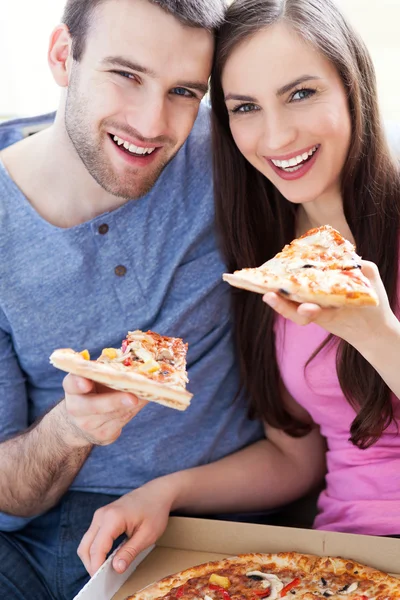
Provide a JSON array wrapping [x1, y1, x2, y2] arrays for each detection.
[[78, 387, 326, 576]]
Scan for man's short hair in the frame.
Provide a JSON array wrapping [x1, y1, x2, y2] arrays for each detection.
[[62, 0, 227, 61]]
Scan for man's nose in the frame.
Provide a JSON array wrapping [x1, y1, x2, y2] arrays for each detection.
[[126, 96, 169, 141]]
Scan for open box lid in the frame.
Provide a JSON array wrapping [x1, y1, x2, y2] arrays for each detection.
[[76, 516, 400, 600]]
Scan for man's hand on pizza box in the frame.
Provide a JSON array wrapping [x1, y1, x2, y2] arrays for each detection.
[[61, 374, 148, 446], [263, 261, 396, 347], [78, 479, 174, 576]]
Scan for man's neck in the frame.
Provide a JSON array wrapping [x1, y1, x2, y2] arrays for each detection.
[[1, 117, 130, 228]]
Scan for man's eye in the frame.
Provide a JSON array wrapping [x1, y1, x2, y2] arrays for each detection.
[[230, 103, 259, 114], [112, 71, 138, 82], [171, 88, 195, 97], [290, 88, 316, 102]]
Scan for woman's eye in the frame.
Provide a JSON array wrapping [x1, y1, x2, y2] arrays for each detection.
[[291, 88, 316, 102], [231, 103, 258, 114]]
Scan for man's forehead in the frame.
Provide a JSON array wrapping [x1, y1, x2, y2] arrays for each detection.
[[85, 0, 214, 79]]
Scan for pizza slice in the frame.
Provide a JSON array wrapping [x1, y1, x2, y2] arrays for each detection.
[[223, 225, 379, 308], [49, 330, 192, 411]]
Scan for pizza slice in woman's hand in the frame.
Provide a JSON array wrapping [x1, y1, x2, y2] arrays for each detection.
[[223, 225, 379, 308]]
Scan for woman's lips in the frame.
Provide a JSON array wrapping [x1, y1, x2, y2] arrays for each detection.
[[266, 145, 320, 181]]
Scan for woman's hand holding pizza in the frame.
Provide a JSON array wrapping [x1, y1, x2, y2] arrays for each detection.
[[78, 478, 174, 576], [263, 261, 398, 349], [60, 375, 148, 447]]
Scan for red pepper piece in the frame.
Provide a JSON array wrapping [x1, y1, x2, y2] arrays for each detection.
[[175, 585, 186, 597], [123, 357, 133, 366], [208, 585, 231, 600], [280, 578, 301, 596], [253, 589, 271, 598]]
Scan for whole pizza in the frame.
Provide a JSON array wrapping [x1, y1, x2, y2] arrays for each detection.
[[126, 553, 400, 600]]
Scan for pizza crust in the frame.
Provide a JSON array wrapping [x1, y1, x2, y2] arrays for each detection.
[[223, 272, 378, 308], [49, 349, 192, 411]]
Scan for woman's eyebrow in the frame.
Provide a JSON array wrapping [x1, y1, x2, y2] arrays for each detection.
[[277, 74, 322, 96], [224, 93, 257, 102]]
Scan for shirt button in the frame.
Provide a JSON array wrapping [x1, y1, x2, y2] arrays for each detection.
[[115, 265, 127, 277], [98, 224, 109, 235]]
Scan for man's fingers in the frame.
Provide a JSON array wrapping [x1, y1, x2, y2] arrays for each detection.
[[63, 374, 95, 395], [67, 391, 140, 417], [112, 526, 153, 574]]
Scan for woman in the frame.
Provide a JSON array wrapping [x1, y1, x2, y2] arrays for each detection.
[[211, 0, 400, 536], [77, 0, 400, 576]]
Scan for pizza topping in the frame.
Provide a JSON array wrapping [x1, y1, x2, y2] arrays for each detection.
[[175, 585, 186, 597], [339, 583, 358, 594], [208, 585, 232, 600], [80, 350, 90, 360], [95, 329, 189, 389], [280, 578, 301, 597], [209, 575, 231, 589], [100, 348, 118, 360]]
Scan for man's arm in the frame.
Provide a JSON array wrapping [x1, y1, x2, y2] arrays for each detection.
[[0, 374, 147, 518]]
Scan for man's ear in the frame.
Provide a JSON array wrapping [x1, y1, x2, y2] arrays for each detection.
[[48, 24, 74, 87]]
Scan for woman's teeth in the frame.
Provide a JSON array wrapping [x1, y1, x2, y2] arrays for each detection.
[[271, 145, 319, 172]]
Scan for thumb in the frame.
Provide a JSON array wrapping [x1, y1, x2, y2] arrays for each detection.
[[112, 527, 152, 574]]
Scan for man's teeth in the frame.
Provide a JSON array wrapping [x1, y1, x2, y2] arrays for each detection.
[[271, 145, 318, 171], [113, 135, 156, 155]]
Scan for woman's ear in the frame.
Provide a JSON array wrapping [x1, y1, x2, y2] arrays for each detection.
[[48, 24, 73, 88]]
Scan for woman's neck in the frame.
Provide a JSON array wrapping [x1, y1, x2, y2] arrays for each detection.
[[295, 194, 354, 243]]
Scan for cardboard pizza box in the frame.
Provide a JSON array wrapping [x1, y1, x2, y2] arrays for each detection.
[[74, 516, 400, 600]]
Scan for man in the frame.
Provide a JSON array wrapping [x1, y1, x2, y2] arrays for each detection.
[[0, 1, 266, 598], [0, 1, 327, 598]]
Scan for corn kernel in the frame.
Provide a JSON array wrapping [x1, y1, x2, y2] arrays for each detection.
[[209, 575, 231, 589], [80, 350, 90, 361], [101, 348, 118, 360], [137, 360, 160, 374]]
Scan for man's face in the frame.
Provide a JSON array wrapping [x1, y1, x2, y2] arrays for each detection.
[[64, 0, 214, 199]]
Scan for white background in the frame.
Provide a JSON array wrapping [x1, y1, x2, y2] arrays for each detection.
[[1, 0, 400, 120]]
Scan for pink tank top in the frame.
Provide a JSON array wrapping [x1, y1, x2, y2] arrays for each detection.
[[275, 317, 400, 535]]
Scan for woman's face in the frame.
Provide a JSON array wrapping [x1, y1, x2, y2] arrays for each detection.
[[222, 22, 352, 206]]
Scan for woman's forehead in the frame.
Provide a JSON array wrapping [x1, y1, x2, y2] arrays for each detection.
[[222, 22, 336, 92]]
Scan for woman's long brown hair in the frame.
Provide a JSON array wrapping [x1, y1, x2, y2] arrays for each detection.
[[211, 0, 400, 448]]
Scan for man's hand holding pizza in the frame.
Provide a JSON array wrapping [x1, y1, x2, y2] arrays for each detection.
[[60, 374, 147, 447]]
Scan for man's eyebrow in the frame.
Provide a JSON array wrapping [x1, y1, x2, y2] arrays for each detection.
[[277, 75, 322, 96], [102, 56, 156, 76], [102, 56, 208, 95]]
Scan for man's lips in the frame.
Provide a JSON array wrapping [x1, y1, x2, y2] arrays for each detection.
[[108, 134, 162, 165]]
